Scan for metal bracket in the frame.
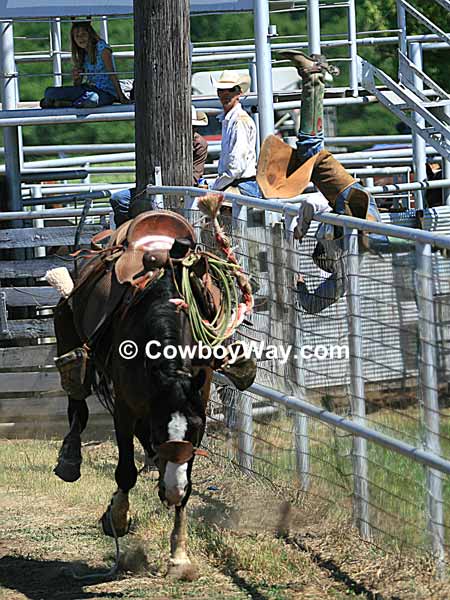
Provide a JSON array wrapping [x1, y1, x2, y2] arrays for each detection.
[[0, 290, 10, 338]]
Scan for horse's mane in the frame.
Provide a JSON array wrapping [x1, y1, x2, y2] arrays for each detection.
[[141, 268, 197, 415]]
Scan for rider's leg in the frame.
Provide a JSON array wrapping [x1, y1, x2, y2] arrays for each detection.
[[281, 51, 369, 236]]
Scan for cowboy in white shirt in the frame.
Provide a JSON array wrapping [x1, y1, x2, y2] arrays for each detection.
[[210, 70, 257, 192]]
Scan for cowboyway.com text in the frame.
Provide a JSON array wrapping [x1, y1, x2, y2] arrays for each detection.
[[118, 340, 349, 364]]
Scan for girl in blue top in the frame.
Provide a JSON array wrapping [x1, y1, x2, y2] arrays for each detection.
[[40, 21, 128, 109]]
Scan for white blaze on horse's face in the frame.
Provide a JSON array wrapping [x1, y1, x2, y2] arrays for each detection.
[[168, 411, 188, 441], [164, 462, 189, 506], [164, 412, 189, 506]]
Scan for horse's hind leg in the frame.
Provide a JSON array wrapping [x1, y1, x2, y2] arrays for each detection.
[[53, 299, 92, 482], [101, 408, 137, 538]]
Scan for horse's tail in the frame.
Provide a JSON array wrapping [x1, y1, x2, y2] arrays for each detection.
[[92, 371, 115, 416]]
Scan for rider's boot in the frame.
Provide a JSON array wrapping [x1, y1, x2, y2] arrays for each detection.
[[282, 50, 369, 222]]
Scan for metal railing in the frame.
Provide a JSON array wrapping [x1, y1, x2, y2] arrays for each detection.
[[144, 184, 450, 571]]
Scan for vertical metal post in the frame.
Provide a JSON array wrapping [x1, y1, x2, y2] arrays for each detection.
[[153, 165, 164, 209], [294, 413, 310, 490], [0, 20, 22, 214], [51, 18, 62, 87], [231, 197, 253, 474], [415, 242, 445, 572], [410, 43, 426, 211], [307, 0, 321, 55], [345, 227, 371, 541], [443, 105, 450, 206], [285, 210, 310, 491], [184, 192, 198, 210], [249, 58, 260, 155], [31, 185, 45, 258], [236, 392, 253, 475], [83, 161, 91, 185], [396, 0, 407, 60], [253, 0, 275, 143], [99, 16, 109, 44], [347, 0, 358, 97]]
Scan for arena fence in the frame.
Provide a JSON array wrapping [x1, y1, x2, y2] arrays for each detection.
[[0, 188, 449, 573], [149, 185, 450, 573]]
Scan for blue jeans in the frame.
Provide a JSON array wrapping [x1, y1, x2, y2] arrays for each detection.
[[44, 84, 115, 108], [296, 131, 325, 162], [237, 180, 263, 198], [110, 188, 134, 226]]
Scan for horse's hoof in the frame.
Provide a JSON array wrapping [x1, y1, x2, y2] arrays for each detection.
[[101, 508, 131, 538], [54, 459, 81, 483], [167, 562, 198, 581]]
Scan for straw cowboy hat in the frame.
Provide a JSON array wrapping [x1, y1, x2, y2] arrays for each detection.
[[211, 70, 251, 94], [192, 105, 208, 127]]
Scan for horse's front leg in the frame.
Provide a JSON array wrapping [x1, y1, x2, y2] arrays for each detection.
[[54, 395, 89, 482], [168, 505, 198, 580], [101, 416, 137, 538], [53, 299, 91, 483]]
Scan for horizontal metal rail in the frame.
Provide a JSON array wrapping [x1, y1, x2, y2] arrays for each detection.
[[0, 207, 111, 221], [147, 185, 450, 249], [10, 33, 445, 65], [212, 375, 450, 476], [0, 135, 414, 157]]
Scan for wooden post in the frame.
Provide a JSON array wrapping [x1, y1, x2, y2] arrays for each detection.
[[132, 0, 192, 215]]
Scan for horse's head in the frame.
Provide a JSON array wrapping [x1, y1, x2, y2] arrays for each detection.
[[154, 370, 207, 507]]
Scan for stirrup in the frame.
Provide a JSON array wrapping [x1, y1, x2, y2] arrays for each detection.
[[54, 347, 89, 399]]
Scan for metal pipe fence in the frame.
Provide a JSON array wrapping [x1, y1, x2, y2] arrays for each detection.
[[148, 185, 450, 569]]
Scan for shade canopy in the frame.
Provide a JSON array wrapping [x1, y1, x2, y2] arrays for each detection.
[[0, 0, 253, 18]]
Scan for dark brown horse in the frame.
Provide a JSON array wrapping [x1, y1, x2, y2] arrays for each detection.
[[53, 212, 215, 577]]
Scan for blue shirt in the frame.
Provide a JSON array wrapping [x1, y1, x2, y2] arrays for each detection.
[[83, 39, 117, 98]]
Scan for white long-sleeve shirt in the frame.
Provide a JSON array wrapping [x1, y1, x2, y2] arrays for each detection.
[[212, 102, 257, 191]]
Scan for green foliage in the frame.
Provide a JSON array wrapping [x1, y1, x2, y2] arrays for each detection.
[[10, 2, 448, 147]]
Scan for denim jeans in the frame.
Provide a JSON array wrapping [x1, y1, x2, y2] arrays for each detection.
[[110, 188, 134, 226], [44, 84, 115, 108], [296, 131, 325, 162]]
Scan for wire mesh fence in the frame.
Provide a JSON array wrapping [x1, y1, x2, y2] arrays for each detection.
[[177, 199, 450, 567]]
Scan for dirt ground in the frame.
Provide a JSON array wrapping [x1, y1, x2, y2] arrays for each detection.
[[0, 439, 449, 600]]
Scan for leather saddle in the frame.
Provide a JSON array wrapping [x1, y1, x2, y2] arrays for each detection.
[[113, 210, 196, 285], [69, 211, 200, 345]]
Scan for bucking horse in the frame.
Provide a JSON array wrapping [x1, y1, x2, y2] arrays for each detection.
[[46, 196, 255, 579]]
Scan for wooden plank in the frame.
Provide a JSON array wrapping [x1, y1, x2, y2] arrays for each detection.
[[0, 344, 57, 369], [2, 319, 55, 339], [0, 257, 74, 279], [3, 286, 60, 307], [0, 395, 107, 419], [0, 414, 113, 440], [0, 225, 102, 249], [0, 371, 61, 393]]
